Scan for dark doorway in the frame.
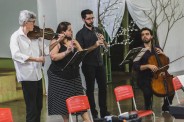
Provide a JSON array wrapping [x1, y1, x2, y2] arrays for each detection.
[[110, 14, 142, 71]]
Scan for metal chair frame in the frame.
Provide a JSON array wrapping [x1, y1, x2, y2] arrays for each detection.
[[114, 85, 155, 122], [171, 76, 184, 122]]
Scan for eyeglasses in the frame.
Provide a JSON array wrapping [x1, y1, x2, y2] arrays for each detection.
[[85, 17, 95, 20], [27, 19, 36, 23]]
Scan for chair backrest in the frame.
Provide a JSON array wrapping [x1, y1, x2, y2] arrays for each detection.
[[66, 95, 90, 114], [0, 108, 13, 122], [172, 77, 182, 91], [114, 85, 134, 102], [172, 76, 183, 104]]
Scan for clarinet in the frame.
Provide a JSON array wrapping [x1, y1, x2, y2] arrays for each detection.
[[92, 25, 108, 53]]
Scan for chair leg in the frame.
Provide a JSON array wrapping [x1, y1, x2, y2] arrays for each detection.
[[117, 102, 122, 114], [175, 92, 180, 104], [88, 109, 94, 122], [69, 114, 73, 122], [76, 114, 78, 122], [172, 116, 175, 122], [152, 112, 156, 122]]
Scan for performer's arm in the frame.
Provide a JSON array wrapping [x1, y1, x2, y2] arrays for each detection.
[[76, 31, 104, 52], [133, 60, 158, 73], [49, 33, 65, 51], [87, 33, 107, 52], [73, 40, 83, 51], [27, 56, 45, 63], [49, 39, 72, 61], [85, 40, 103, 52], [10, 36, 44, 63]]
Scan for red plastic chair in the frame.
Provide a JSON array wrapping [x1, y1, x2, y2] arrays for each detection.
[[0, 108, 13, 122], [170, 76, 184, 122], [66, 95, 93, 122], [172, 76, 183, 104], [114, 85, 155, 122]]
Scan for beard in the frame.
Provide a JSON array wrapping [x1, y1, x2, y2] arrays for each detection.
[[142, 39, 151, 44], [85, 22, 93, 27]]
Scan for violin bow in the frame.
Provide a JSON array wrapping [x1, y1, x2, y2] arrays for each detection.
[[41, 15, 46, 67], [42, 15, 45, 57], [158, 55, 184, 71]]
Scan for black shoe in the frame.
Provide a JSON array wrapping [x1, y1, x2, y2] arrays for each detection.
[[162, 105, 169, 112], [92, 114, 99, 119], [100, 111, 111, 118], [145, 106, 152, 110]]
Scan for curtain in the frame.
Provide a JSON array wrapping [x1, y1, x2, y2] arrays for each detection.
[[101, 0, 184, 74], [99, 0, 126, 39], [126, 0, 152, 29], [37, 0, 184, 79]]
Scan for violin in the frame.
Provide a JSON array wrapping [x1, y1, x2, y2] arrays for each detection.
[[27, 25, 57, 40]]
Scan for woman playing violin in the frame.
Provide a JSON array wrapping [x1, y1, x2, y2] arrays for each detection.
[[47, 21, 91, 122], [133, 27, 174, 111]]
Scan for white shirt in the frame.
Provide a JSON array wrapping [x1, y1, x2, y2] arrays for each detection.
[[10, 27, 49, 82]]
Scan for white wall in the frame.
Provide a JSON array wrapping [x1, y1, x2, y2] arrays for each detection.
[[0, 0, 37, 58], [156, 1, 184, 74], [37, 0, 98, 37]]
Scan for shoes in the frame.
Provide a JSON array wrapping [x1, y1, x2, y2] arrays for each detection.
[[144, 105, 152, 110], [92, 114, 99, 119], [100, 111, 111, 118], [162, 105, 169, 112]]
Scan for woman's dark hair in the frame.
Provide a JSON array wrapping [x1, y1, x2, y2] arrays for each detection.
[[81, 9, 93, 19], [56, 21, 71, 34], [140, 27, 153, 36]]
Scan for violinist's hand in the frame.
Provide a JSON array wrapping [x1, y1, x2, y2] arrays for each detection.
[[57, 33, 65, 43], [36, 56, 45, 63], [155, 47, 164, 55], [148, 64, 158, 72]]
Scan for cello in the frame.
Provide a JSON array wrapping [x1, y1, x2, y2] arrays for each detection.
[[148, 43, 174, 97]]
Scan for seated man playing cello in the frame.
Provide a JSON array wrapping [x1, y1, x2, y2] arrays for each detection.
[[133, 27, 174, 111]]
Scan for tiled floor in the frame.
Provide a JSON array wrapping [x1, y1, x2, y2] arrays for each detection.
[[1, 72, 184, 122]]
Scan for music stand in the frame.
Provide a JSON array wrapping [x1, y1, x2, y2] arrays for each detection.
[[119, 47, 144, 66], [119, 47, 147, 111], [62, 49, 88, 71]]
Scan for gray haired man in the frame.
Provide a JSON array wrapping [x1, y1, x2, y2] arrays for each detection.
[[10, 10, 48, 122]]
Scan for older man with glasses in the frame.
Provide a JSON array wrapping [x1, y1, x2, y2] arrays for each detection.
[[10, 10, 49, 122]]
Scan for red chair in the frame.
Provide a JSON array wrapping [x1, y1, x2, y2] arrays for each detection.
[[66, 95, 93, 122], [0, 108, 13, 122], [172, 76, 183, 104], [114, 85, 155, 122], [170, 76, 184, 122]]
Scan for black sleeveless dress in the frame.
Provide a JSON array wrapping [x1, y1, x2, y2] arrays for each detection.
[[47, 44, 84, 115]]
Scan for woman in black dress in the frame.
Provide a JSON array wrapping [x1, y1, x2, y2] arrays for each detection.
[[47, 21, 90, 122]]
